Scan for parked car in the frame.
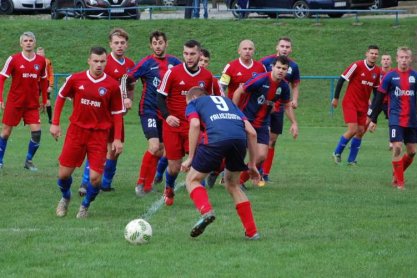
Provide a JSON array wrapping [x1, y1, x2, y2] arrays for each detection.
[[368, 0, 398, 9], [137, 0, 186, 5], [0, 0, 51, 14], [226, 0, 375, 19], [50, 0, 140, 19]]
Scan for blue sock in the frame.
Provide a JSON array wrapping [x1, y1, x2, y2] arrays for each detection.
[[348, 137, 362, 163], [334, 135, 350, 155], [156, 156, 168, 178], [0, 136, 8, 163], [26, 140, 39, 161], [82, 182, 100, 208], [102, 159, 117, 189], [165, 171, 178, 189], [82, 160, 90, 185], [201, 179, 206, 187], [57, 176, 73, 200]]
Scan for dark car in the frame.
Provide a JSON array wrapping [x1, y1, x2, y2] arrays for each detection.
[[368, 0, 398, 9], [226, 0, 374, 18], [51, 0, 140, 19]]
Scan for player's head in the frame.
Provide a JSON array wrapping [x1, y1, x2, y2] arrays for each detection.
[[238, 39, 255, 62], [183, 40, 201, 71], [271, 56, 289, 81], [276, 37, 292, 57], [380, 54, 392, 69], [108, 28, 129, 58], [396, 47, 412, 71], [36, 47, 45, 57], [366, 45, 379, 66], [199, 48, 211, 68], [88, 46, 107, 77], [20, 31, 36, 52], [150, 31, 168, 58], [186, 86, 208, 103]]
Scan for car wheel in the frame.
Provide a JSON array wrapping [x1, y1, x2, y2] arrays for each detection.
[[368, 0, 381, 10], [51, 1, 64, 19], [292, 0, 310, 18], [75, 1, 86, 19], [0, 0, 14, 14], [328, 13, 344, 18], [229, 0, 249, 19]]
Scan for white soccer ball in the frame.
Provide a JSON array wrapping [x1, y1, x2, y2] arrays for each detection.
[[124, 218, 152, 245]]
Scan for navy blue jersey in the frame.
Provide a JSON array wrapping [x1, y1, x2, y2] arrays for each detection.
[[186, 95, 247, 144], [260, 55, 300, 85], [129, 54, 181, 117], [378, 69, 417, 128], [241, 72, 290, 128]]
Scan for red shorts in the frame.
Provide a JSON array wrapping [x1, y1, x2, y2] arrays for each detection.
[[342, 105, 367, 126], [107, 118, 125, 143], [59, 124, 108, 174], [2, 106, 40, 126], [162, 122, 189, 160]]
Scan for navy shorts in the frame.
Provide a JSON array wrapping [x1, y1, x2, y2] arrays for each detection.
[[389, 125, 417, 144], [270, 107, 284, 135], [255, 126, 270, 145], [140, 114, 163, 141], [191, 139, 248, 173]]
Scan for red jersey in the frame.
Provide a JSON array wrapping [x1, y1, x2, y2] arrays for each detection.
[[104, 52, 135, 81], [219, 58, 266, 99], [341, 59, 381, 112], [158, 63, 214, 128], [0, 52, 47, 108], [57, 70, 124, 130]]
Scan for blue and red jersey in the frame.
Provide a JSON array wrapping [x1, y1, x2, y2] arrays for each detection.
[[378, 69, 417, 128], [260, 55, 301, 85], [128, 54, 181, 117], [241, 72, 290, 128], [186, 95, 247, 145]]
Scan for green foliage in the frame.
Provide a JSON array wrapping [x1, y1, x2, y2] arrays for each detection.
[[0, 18, 417, 277]]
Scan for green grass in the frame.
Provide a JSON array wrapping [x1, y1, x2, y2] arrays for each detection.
[[0, 18, 417, 277]]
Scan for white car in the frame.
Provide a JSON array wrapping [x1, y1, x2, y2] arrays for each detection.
[[0, 0, 51, 14]]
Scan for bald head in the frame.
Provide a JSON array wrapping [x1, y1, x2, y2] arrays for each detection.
[[238, 39, 255, 63]]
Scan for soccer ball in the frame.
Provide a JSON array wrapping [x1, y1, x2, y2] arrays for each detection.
[[124, 218, 152, 245]]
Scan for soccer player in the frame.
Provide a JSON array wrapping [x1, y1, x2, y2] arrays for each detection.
[[36, 47, 54, 124], [181, 87, 260, 239], [51, 46, 124, 218], [331, 45, 381, 165], [79, 28, 134, 195], [379, 53, 393, 120], [368, 47, 417, 190], [233, 56, 298, 188], [127, 31, 182, 197], [158, 39, 216, 206], [0, 31, 48, 171], [199, 48, 223, 96], [259, 37, 301, 182]]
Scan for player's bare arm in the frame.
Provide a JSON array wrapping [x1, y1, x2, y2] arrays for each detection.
[[49, 124, 61, 141], [232, 86, 244, 106], [181, 118, 200, 172], [285, 102, 298, 139], [244, 120, 260, 184], [112, 139, 123, 155], [291, 82, 300, 109]]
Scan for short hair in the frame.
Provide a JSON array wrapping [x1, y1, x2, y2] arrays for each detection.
[[368, 45, 379, 51], [271, 55, 290, 67], [186, 86, 208, 102], [184, 40, 201, 51], [20, 31, 36, 43], [109, 28, 129, 42], [149, 31, 167, 43], [397, 46, 412, 56], [200, 48, 210, 59], [90, 46, 107, 56], [277, 36, 292, 45]]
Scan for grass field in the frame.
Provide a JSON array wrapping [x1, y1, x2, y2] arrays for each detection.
[[1, 17, 417, 277]]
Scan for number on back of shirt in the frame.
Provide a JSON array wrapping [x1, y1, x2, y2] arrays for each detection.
[[148, 118, 156, 128], [210, 96, 229, 112]]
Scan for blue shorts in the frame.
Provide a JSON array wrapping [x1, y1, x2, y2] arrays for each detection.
[[270, 107, 284, 135], [140, 114, 163, 141], [389, 126, 417, 144], [191, 139, 248, 173], [255, 126, 270, 145]]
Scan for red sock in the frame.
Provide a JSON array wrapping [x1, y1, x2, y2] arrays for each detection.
[[190, 186, 212, 215], [236, 201, 257, 237], [144, 153, 160, 191], [392, 160, 404, 185], [239, 170, 250, 184], [137, 151, 153, 185], [402, 153, 414, 172], [262, 147, 275, 175]]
